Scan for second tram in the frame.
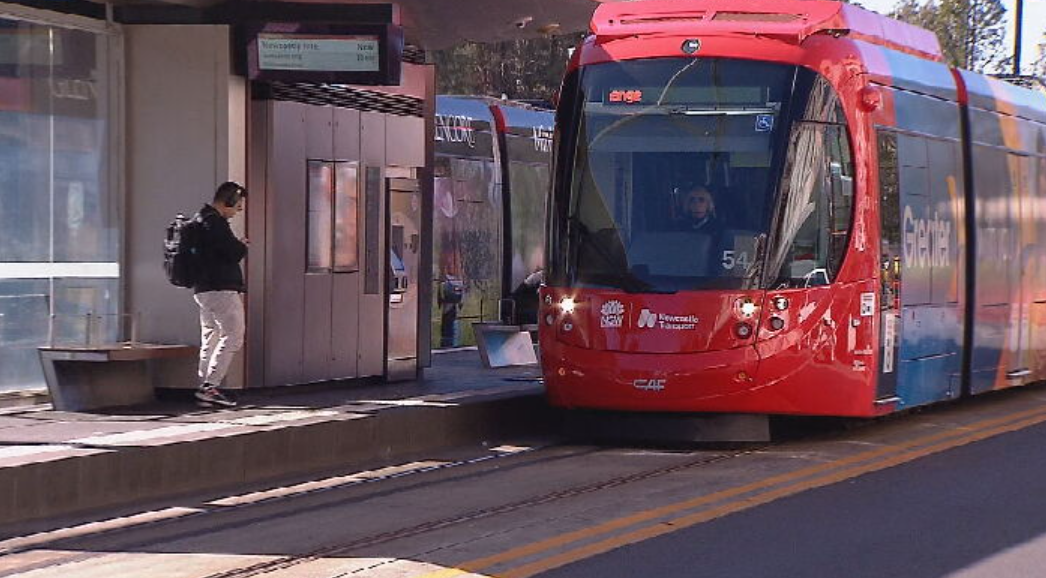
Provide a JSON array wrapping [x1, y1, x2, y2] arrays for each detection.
[[540, 0, 1046, 417]]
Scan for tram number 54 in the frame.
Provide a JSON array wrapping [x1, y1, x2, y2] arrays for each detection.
[[722, 250, 749, 270]]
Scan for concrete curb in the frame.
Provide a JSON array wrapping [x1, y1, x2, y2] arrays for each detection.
[[0, 388, 552, 528]]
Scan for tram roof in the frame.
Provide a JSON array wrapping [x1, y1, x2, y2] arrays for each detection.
[[955, 70, 1046, 125], [590, 0, 942, 62]]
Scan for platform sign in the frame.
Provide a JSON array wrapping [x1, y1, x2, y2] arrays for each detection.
[[245, 23, 403, 86], [257, 34, 381, 73]]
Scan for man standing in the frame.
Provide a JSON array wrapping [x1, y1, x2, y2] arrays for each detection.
[[193, 182, 247, 408]]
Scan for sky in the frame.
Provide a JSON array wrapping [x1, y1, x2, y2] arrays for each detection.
[[855, 0, 1046, 74]]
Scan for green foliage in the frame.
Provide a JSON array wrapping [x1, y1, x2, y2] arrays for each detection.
[[889, 0, 1010, 73], [432, 34, 585, 100], [1036, 35, 1046, 76]]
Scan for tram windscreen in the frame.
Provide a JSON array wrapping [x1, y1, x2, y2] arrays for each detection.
[[560, 58, 801, 292]]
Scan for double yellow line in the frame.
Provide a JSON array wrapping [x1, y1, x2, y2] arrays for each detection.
[[418, 401, 1046, 578]]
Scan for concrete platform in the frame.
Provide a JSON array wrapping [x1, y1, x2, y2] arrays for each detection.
[[0, 350, 549, 529]]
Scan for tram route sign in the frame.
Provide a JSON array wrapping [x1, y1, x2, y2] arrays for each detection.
[[244, 23, 403, 86]]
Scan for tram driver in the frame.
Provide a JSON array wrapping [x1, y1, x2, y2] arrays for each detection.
[[666, 185, 729, 276], [677, 186, 725, 237]]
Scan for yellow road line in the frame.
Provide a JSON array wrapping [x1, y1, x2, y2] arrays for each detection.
[[415, 402, 1046, 578], [502, 408, 1046, 578]]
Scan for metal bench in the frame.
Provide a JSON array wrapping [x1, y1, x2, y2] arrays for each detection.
[[38, 344, 197, 411]]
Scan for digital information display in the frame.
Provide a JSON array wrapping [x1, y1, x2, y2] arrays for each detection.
[[257, 34, 381, 73], [243, 23, 403, 85]]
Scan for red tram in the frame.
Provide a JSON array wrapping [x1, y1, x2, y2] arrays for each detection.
[[539, 0, 1046, 418]]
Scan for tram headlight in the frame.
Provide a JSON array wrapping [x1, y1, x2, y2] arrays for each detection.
[[559, 297, 577, 314], [737, 298, 757, 318]]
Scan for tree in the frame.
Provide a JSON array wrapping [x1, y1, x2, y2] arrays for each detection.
[[432, 33, 584, 101], [1035, 34, 1046, 77], [889, 0, 1010, 73]]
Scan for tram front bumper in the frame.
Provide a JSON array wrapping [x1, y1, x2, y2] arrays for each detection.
[[542, 342, 763, 412]]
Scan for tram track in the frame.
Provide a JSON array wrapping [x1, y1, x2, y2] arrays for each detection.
[[0, 442, 766, 578], [196, 445, 765, 578], [7, 396, 1046, 578]]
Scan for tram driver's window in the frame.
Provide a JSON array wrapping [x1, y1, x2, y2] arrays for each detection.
[[827, 125, 854, 278]]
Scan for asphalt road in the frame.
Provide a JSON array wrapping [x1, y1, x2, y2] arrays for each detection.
[[543, 420, 1046, 578]]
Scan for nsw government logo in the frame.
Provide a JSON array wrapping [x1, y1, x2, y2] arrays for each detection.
[[600, 300, 625, 328]]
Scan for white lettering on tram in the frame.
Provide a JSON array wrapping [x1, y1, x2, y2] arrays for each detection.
[[532, 126, 553, 153], [902, 206, 950, 269], [435, 114, 476, 148], [636, 308, 698, 330], [633, 378, 666, 391]]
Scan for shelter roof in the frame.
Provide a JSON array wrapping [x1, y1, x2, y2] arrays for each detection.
[[100, 0, 607, 49]]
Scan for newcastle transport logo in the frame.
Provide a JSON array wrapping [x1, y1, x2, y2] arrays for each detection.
[[637, 308, 698, 330]]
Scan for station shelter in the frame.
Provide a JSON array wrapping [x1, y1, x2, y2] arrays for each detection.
[[0, 0, 593, 397]]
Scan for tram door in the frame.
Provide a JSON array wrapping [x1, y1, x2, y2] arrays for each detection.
[[386, 168, 421, 381]]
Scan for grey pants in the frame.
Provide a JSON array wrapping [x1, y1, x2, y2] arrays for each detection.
[[194, 291, 245, 387]]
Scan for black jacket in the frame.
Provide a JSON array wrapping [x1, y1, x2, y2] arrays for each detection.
[[193, 204, 247, 294]]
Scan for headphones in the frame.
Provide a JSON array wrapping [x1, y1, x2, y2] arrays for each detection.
[[220, 183, 246, 208]]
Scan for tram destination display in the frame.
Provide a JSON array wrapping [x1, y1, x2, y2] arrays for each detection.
[[244, 23, 403, 85]]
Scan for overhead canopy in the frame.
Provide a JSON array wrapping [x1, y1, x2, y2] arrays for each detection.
[[100, 0, 607, 49], [391, 0, 600, 49]]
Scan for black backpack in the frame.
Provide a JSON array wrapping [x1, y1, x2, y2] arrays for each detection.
[[164, 213, 204, 288]]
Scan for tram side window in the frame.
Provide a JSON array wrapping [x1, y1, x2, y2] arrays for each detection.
[[878, 132, 901, 310]]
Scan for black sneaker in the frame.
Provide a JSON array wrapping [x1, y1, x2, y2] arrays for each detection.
[[195, 385, 237, 408]]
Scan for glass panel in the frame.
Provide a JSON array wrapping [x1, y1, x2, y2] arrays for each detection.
[[0, 21, 116, 393], [879, 132, 902, 309], [828, 125, 855, 277], [52, 278, 120, 346], [333, 162, 359, 271], [52, 28, 114, 263], [507, 161, 549, 325], [432, 156, 501, 347], [0, 20, 52, 262], [561, 57, 797, 292], [0, 281, 49, 392], [878, 131, 901, 390], [508, 161, 549, 290], [768, 123, 832, 288], [307, 160, 333, 271]]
